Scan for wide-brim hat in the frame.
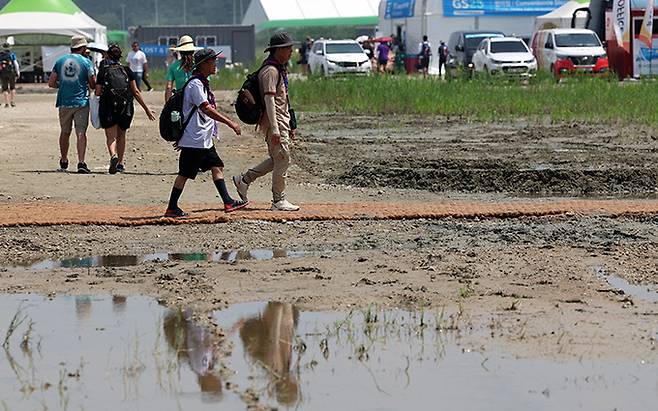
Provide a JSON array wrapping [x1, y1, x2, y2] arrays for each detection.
[[193, 48, 223, 69], [172, 35, 201, 52], [71, 35, 88, 49], [87, 42, 108, 53], [264, 32, 295, 53]]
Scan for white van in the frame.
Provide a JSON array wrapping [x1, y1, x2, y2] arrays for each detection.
[[530, 28, 608, 78]]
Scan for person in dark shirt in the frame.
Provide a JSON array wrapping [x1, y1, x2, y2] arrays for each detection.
[[95, 44, 155, 174]]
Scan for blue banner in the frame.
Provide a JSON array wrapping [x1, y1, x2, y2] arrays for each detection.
[[140, 44, 171, 58], [385, 0, 416, 19], [443, 0, 568, 16]]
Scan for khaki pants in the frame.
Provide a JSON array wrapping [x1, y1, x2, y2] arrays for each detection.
[[243, 130, 290, 202]]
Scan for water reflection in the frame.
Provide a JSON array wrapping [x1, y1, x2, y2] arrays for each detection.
[[235, 302, 300, 405], [163, 309, 222, 399], [13, 249, 311, 271]]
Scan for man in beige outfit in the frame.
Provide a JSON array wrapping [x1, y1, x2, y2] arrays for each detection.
[[233, 33, 299, 211]]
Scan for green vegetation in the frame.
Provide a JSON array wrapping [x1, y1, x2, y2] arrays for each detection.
[[147, 65, 250, 91], [290, 74, 658, 126]]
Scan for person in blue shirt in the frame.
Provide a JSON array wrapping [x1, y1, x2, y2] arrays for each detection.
[[48, 36, 96, 174]]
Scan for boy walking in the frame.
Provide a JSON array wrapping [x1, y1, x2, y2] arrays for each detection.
[[233, 32, 300, 211], [164, 49, 248, 218]]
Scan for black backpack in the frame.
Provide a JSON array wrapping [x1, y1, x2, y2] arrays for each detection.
[[0, 50, 15, 74], [102, 63, 131, 99], [159, 76, 199, 142], [421, 42, 431, 59], [235, 63, 282, 125]]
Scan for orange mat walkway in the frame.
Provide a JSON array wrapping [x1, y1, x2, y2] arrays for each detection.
[[2, 199, 658, 227]]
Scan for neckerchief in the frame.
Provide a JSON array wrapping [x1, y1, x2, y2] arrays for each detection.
[[191, 73, 216, 109]]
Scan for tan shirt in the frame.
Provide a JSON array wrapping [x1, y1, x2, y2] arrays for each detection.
[[258, 65, 290, 135]]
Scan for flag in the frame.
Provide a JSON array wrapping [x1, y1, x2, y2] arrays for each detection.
[[639, 0, 655, 49], [613, 0, 631, 51]]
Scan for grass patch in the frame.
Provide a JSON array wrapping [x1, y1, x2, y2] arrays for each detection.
[[289, 73, 658, 126], [147, 64, 253, 91]]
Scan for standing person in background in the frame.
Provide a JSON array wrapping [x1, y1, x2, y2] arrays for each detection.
[[233, 32, 300, 212], [438, 40, 449, 78], [0, 42, 20, 107], [297, 36, 311, 75], [96, 44, 156, 174], [127, 42, 152, 91], [376, 40, 391, 74], [164, 49, 247, 218], [48, 36, 95, 174], [165, 35, 198, 102], [418, 35, 432, 77]]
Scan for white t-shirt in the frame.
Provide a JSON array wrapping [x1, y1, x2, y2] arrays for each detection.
[[178, 78, 217, 149], [127, 50, 147, 72]]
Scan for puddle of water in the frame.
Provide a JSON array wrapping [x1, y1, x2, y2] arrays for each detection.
[[1, 295, 657, 410], [594, 265, 658, 303], [10, 249, 313, 271]]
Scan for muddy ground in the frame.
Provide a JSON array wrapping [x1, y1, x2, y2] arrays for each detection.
[[1, 91, 657, 364]]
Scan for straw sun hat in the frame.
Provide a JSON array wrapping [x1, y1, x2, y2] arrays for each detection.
[[171, 35, 200, 52]]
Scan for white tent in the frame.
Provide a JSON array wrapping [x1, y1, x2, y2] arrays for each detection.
[[534, 0, 591, 32], [0, 0, 107, 45], [243, 0, 380, 32]]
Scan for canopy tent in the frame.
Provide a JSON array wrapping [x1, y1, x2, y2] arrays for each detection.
[[242, 0, 380, 31], [534, 0, 591, 31], [0, 0, 107, 44]]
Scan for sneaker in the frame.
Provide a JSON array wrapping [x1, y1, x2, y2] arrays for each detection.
[[3, 104, 7, 108], [10, 102, 15, 107], [232, 175, 249, 202], [271, 199, 300, 211], [116, 164, 125, 173], [77, 162, 91, 174], [224, 200, 249, 213], [109, 155, 119, 174], [164, 207, 189, 218], [58, 159, 69, 172]]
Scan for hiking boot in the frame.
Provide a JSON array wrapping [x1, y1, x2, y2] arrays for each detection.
[[116, 164, 125, 173], [224, 200, 249, 213], [77, 162, 91, 174], [109, 155, 119, 174], [271, 199, 300, 211], [164, 207, 189, 218], [232, 175, 249, 202], [58, 159, 69, 172]]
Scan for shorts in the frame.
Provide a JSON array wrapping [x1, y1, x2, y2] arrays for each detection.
[[1, 73, 15, 92], [419, 57, 430, 69], [178, 146, 224, 180], [99, 97, 134, 130], [58, 106, 90, 135]]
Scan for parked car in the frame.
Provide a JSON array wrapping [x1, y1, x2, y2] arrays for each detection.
[[447, 30, 505, 70], [472, 37, 537, 77], [308, 40, 372, 76], [530, 28, 608, 78]]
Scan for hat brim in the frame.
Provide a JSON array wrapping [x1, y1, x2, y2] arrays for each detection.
[[192, 50, 223, 69], [171, 41, 202, 52], [264, 41, 295, 53]]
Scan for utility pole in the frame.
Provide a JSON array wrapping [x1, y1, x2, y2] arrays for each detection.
[[120, 4, 126, 31], [155, 0, 159, 25], [239, 0, 244, 23], [233, 0, 237, 24], [183, 0, 187, 25]]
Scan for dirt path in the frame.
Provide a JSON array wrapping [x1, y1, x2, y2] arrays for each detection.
[[1, 91, 657, 363]]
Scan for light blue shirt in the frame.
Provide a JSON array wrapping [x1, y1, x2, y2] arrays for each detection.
[[52, 54, 94, 108]]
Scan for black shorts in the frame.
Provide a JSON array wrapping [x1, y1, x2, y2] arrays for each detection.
[[1, 73, 15, 92], [99, 97, 134, 130], [178, 146, 224, 180], [419, 57, 430, 69]]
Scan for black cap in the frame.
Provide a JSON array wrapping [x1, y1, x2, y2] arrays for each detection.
[[193, 48, 222, 69], [264, 32, 295, 53]]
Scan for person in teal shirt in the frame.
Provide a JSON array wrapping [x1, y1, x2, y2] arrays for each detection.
[[48, 36, 96, 174], [165, 35, 198, 102]]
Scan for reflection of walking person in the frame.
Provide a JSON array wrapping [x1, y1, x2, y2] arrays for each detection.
[[233, 32, 300, 212], [95, 44, 156, 174], [164, 49, 248, 218], [48, 36, 96, 174], [236, 302, 300, 405]]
